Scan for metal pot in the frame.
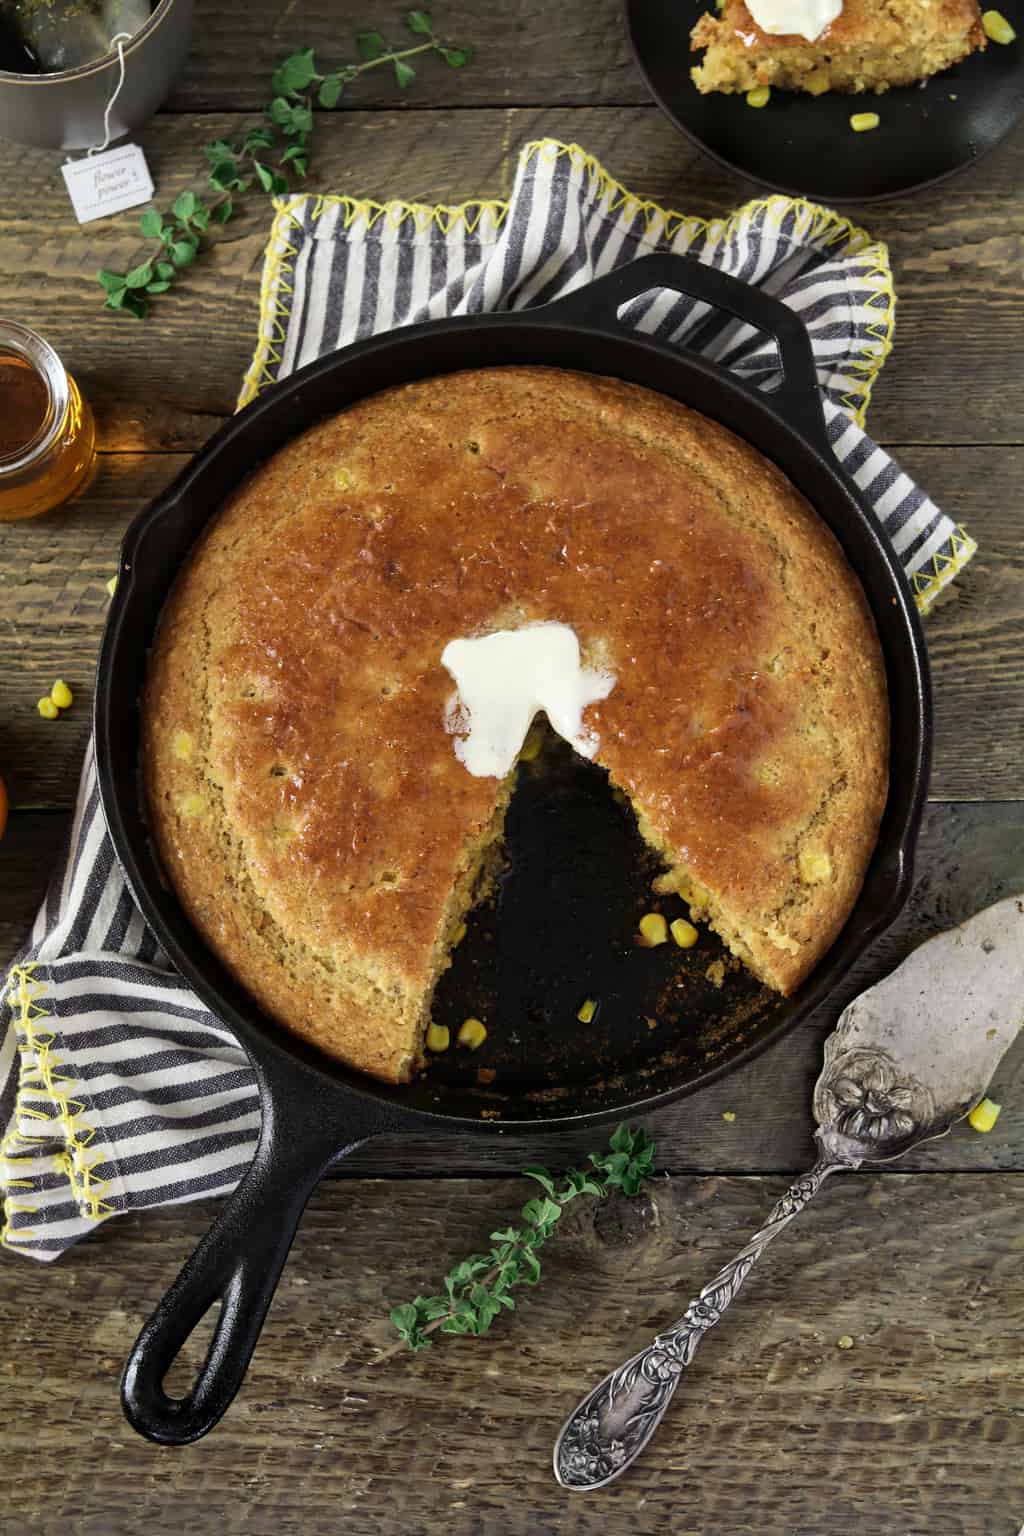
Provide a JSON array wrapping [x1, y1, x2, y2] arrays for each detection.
[[0, 0, 192, 150], [95, 253, 932, 1446]]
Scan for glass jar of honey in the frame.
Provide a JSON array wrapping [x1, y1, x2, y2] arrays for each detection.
[[0, 321, 96, 521]]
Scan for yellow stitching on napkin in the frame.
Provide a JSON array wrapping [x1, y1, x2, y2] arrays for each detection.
[[1, 965, 112, 1249], [911, 523, 978, 615], [239, 139, 895, 430]]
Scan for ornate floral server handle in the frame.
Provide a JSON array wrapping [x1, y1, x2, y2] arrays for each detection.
[[553, 1149, 860, 1491]]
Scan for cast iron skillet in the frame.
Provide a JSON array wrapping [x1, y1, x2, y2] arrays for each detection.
[[95, 253, 930, 1447], [627, 0, 1024, 202]]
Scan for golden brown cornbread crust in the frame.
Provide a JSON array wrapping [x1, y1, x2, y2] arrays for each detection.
[[144, 367, 889, 1084], [691, 0, 984, 95]]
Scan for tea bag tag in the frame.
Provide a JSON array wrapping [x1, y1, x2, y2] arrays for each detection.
[[61, 33, 154, 224]]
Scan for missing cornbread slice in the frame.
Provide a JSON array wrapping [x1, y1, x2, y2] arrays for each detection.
[[143, 367, 888, 1085], [691, 0, 985, 95]]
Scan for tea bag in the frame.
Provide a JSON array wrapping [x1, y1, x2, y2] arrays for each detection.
[[1, 0, 150, 73]]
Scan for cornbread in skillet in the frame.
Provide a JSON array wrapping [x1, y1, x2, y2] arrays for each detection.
[[144, 367, 889, 1084], [691, 0, 985, 94]]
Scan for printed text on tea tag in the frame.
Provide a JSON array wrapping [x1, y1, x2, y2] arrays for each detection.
[[61, 143, 154, 225]]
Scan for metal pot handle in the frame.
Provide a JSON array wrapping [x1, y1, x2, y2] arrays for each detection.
[[121, 1087, 391, 1445], [538, 253, 829, 453]]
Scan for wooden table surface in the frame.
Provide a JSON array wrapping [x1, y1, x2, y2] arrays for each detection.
[[1, 5, 1022, 1533]]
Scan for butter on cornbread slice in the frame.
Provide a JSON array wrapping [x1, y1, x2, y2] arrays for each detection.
[[691, 0, 985, 95]]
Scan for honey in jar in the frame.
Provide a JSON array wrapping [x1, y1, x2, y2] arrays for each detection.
[[0, 322, 95, 521]]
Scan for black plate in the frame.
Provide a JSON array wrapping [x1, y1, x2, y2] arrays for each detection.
[[627, 0, 1024, 201], [95, 255, 930, 1445]]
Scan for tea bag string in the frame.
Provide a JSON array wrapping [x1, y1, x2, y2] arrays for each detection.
[[87, 31, 134, 157]]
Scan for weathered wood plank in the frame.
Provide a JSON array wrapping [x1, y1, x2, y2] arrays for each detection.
[[1, 446, 1019, 809], [3, 801, 1022, 1173], [0, 111, 1021, 450], [0, 1173, 1020, 1536], [167, 0, 645, 111]]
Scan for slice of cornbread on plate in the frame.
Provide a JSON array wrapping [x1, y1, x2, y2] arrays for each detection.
[[691, 0, 985, 95]]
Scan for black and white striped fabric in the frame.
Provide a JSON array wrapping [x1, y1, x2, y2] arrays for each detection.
[[1, 137, 974, 1262]]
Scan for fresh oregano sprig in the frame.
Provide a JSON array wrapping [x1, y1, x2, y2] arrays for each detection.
[[388, 1124, 656, 1352], [97, 12, 472, 319]]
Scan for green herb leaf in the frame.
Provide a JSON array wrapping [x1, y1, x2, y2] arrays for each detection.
[[394, 57, 416, 87], [254, 161, 275, 193], [356, 29, 386, 60], [145, 280, 172, 294], [213, 197, 234, 224], [318, 73, 344, 107], [124, 261, 154, 289], [442, 45, 472, 67], [171, 240, 197, 267], [522, 1166, 556, 1197], [97, 269, 127, 293], [406, 9, 432, 33], [122, 291, 148, 319], [139, 208, 163, 239], [155, 260, 175, 279], [190, 205, 210, 231], [243, 127, 275, 153], [277, 47, 317, 92], [205, 138, 237, 167], [172, 190, 198, 223], [104, 286, 127, 308]]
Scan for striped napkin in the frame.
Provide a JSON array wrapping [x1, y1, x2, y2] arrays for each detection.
[[1, 138, 974, 1262]]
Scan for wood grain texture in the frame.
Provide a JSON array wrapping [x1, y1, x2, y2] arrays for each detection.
[[165, 0, 645, 111], [1, 446, 1019, 809], [0, 1173, 1020, 1536], [0, 111, 1021, 451], [3, 800, 1022, 1174]]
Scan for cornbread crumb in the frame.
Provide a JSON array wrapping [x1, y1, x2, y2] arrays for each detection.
[[705, 959, 727, 988]]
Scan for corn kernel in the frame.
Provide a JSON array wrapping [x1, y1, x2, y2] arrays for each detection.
[[746, 85, 771, 108], [106, 574, 118, 596], [799, 848, 832, 884], [577, 998, 598, 1024], [850, 112, 880, 132], [37, 696, 59, 720], [426, 1023, 450, 1053], [671, 918, 699, 949], [334, 466, 355, 490], [451, 921, 467, 946], [639, 912, 668, 946], [837, 1335, 855, 1351], [722, 1110, 736, 1122], [982, 9, 1016, 42], [50, 679, 73, 709], [457, 1017, 487, 1050], [968, 1096, 1002, 1133], [519, 724, 544, 762], [172, 729, 194, 762]]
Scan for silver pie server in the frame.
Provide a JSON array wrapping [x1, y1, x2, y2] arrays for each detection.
[[553, 893, 1024, 1491]]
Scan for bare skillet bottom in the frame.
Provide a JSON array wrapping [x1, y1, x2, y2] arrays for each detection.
[[95, 254, 931, 1444]]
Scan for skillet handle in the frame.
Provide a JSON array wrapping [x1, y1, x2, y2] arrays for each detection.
[[541, 253, 829, 454], [121, 1091, 388, 1445]]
